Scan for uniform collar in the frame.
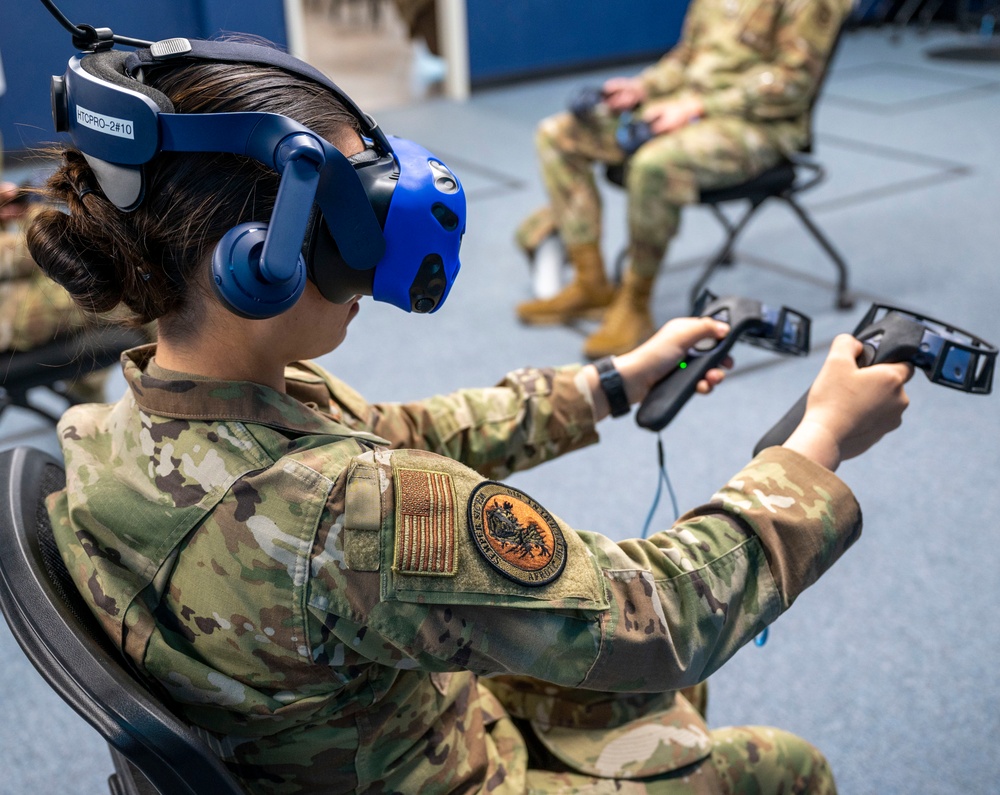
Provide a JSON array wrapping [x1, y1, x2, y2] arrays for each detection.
[[121, 344, 384, 441]]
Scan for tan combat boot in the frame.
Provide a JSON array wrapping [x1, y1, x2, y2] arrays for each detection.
[[516, 242, 616, 325], [582, 270, 656, 359]]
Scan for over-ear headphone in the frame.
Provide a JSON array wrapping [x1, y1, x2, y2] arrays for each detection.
[[50, 37, 466, 319]]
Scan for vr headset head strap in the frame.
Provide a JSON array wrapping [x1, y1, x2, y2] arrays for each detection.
[[122, 39, 393, 155]]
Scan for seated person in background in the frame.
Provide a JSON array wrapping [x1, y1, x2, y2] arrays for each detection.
[[516, 0, 853, 359], [30, 40, 911, 794], [0, 175, 108, 403]]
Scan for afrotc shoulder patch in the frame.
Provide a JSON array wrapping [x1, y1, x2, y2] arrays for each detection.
[[468, 482, 567, 587]]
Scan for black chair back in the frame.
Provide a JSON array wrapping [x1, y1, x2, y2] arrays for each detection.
[[0, 326, 150, 423], [0, 446, 246, 795]]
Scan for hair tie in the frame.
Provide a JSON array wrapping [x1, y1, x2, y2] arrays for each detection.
[[77, 187, 96, 202]]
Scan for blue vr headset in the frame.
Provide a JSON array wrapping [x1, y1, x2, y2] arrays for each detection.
[[50, 37, 466, 318]]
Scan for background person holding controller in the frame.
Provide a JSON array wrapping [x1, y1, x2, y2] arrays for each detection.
[[29, 31, 911, 795], [516, 0, 854, 359]]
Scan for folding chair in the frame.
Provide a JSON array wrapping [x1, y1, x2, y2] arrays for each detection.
[[0, 446, 246, 795]]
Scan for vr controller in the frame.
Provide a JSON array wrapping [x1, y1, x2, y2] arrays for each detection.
[[568, 85, 607, 120], [636, 292, 811, 432], [566, 86, 654, 155], [753, 305, 997, 455], [614, 112, 654, 156]]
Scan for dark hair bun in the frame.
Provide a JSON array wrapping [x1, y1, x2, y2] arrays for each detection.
[[27, 150, 177, 324]]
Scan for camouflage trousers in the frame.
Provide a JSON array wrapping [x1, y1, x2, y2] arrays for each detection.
[[0, 229, 147, 403], [509, 681, 835, 794], [523, 725, 834, 794], [0, 269, 112, 403], [532, 110, 786, 278], [0, 269, 91, 351]]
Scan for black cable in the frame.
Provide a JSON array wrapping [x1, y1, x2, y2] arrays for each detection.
[[39, 0, 154, 49], [39, 0, 84, 38], [106, 33, 156, 49]]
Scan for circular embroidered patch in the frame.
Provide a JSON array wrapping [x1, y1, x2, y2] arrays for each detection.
[[468, 482, 567, 586]]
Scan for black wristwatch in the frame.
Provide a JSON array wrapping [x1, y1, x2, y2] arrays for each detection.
[[594, 356, 631, 418]]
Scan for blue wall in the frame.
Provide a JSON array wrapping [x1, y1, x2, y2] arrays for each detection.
[[0, 0, 288, 158], [467, 0, 691, 85]]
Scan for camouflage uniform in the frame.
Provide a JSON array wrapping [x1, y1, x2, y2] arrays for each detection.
[[525, 0, 852, 278], [50, 346, 860, 794], [0, 219, 111, 403], [0, 220, 92, 350]]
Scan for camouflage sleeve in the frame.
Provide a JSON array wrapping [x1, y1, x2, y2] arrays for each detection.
[[637, 3, 700, 98], [701, 0, 849, 120], [326, 365, 600, 480], [317, 444, 860, 691], [0, 227, 40, 282]]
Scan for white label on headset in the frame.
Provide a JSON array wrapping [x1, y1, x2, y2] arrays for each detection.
[[75, 105, 135, 140]]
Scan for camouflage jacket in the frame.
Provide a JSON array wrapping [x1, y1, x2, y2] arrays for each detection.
[[0, 210, 95, 351], [51, 346, 862, 794], [637, 0, 852, 151]]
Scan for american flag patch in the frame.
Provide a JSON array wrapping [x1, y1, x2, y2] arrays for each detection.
[[394, 468, 458, 576]]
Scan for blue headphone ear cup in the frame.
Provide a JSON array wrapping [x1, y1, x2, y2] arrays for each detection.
[[211, 223, 307, 319]]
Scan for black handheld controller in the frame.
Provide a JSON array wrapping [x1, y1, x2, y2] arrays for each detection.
[[636, 292, 811, 433], [568, 85, 606, 119], [615, 111, 654, 155], [566, 87, 653, 154], [753, 304, 997, 455]]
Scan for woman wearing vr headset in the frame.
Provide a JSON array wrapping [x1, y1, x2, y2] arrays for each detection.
[[27, 40, 911, 795]]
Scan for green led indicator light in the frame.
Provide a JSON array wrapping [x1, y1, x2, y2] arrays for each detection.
[[679, 361, 687, 369]]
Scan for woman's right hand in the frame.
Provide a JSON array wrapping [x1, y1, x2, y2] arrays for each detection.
[[783, 334, 913, 471]]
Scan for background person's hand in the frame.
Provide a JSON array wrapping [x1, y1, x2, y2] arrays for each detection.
[[0, 181, 28, 224], [602, 76, 648, 112], [641, 95, 704, 135]]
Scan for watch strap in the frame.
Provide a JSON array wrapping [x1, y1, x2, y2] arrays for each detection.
[[594, 356, 630, 418]]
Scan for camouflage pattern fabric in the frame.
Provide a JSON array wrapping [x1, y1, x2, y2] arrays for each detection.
[[533, 0, 852, 277], [0, 220, 112, 402], [0, 201, 159, 402], [0, 227, 92, 350], [50, 345, 859, 793], [523, 725, 834, 794], [515, 206, 558, 259]]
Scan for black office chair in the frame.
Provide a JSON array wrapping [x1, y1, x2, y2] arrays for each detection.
[[605, 28, 854, 312], [0, 446, 246, 795], [0, 326, 148, 423]]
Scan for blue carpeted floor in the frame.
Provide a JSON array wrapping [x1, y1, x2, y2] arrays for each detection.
[[2, 25, 998, 795]]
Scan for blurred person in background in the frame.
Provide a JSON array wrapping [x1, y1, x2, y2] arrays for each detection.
[[516, 0, 853, 359]]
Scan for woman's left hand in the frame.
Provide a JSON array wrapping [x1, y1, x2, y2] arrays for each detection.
[[586, 316, 732, 419]]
